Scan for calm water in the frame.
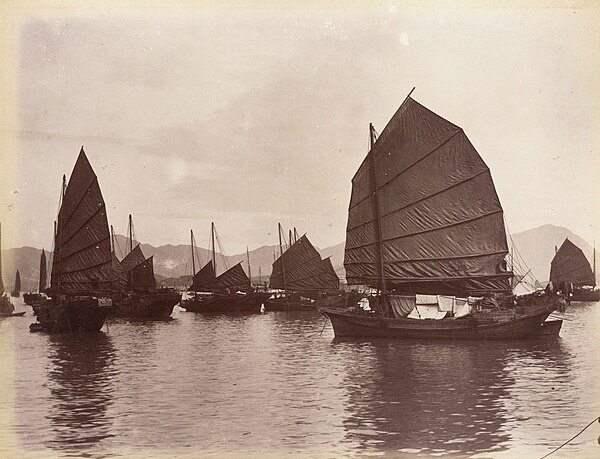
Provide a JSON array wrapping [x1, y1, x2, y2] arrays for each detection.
[[1, 297, 599, 458]]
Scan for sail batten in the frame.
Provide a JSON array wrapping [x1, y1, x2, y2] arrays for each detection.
[[344, 96, 510, 295]]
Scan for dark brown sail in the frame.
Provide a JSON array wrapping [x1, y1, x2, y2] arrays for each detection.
[[191, 260, 217, 291], [550, 238, 595, 287], [270, 235, 339, 293], [14, 270, 21, 294], [129, 256, 157, 291], [50, 148, 113, 293], [39, 249, 47, 292], [344, 97, 511, 296], [120, 244, 146, 273], [206, 262, 250, 292]]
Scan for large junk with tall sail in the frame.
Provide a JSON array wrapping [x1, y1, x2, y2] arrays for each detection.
[[550, 238, 600, 302], [181, 223, 270, 313], [30, 148, 114, 333], [266, 223, 349, 311], [320, 90, 566, 340], [111, 215, 181, 318]]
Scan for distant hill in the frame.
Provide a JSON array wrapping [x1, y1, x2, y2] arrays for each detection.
[[2, 225, 597, 291]]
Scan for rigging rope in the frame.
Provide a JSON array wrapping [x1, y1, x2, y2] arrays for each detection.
[[539, 416, 599, 458]]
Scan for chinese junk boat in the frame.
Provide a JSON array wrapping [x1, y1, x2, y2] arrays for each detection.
[[10, 270, 21, 297], [31, 148, 114, 333], [0, 222, 22, 317], [320, 90, 566, 340], [550, 238, 600, 302], [111, 215, 181, 319], [266, 223, 341, 311], [24, 249, 48, 307], [181, 223, 269, 313]]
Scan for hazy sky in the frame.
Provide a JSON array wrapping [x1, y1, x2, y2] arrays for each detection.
[[1, 3, 599, 254]]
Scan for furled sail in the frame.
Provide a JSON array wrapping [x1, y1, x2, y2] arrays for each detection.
[[120, 244, 146, 273], [14, 270, 21, 293], [39, 249, 47, 292], [344, 96, 512, 296], [206, 262, 250, 292], [270, 235, 339, 292], [191, 260, 217, 291], [50, 148, 113, 293], [129, 256, 157, 291], [550, 238, 595, 287]]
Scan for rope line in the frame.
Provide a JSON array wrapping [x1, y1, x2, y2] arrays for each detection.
[[539, 416, 599, 459]]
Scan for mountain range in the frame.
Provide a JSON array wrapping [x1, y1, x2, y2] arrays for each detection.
[[1, 224, 597, 292]]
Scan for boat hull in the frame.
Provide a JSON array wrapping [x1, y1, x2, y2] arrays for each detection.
[[31, 297, 113, 333], [264, 298, 315, 311], [23, 292, 46, 307], [535, 319, 563, 337], [182, 292, 270, 314], [570, 289, 600, 302], [321, 294, 563, 341], [113, 290, 181, 319]]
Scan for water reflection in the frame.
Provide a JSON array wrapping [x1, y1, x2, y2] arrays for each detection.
[[45, 333, 116, 455], [335, 338, 572, 456]]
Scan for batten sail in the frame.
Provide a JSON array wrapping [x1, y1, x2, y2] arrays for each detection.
[[39, 249, 47, 292], [344, 97, 511, 296], [50, 148, 113, 293], [206, 262, 250, 292], [550, 238, 595, 287], [191, 260, 217, 291], [120, 244, 146, 273], [129, 256, 157, 291], [270, 235, 339, 292]]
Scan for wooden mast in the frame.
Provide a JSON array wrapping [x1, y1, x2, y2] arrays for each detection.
[[128, 214, 133, 254], [288, 230, 292, 250], [211, 222, 216, 275], [293, 227, 298, 243], [246, 246, 252, 288], [191, 229, 197, 299], [278, 223, 288, 294], [110, 225, 116, 255], [594, 240, 596, 287], [57, 174, 67, 295], [368, 123, 388, 313]]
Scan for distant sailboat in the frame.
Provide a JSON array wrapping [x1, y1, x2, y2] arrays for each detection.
[[550, 238, 600, 302], [266, 223, 345, 311], [111, 215, 181, 318], [320, 90, 566, 340], [30, 147, 114, 332], [181, 223, 269, 313], [10, 270, 21, 297], [24, 249, 48, 306], [0, 222, 18, 316]]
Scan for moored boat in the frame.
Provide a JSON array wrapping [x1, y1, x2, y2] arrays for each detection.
[[24, 249, 48, 307], [0, 222, 18, 317], [266, 223, 342, 311], [320, 90, 566, 340], [111, 216, 181, 319], [30, 148, 114, 333], [181, 223, 268, 313], [549, 238, 600, 302]]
